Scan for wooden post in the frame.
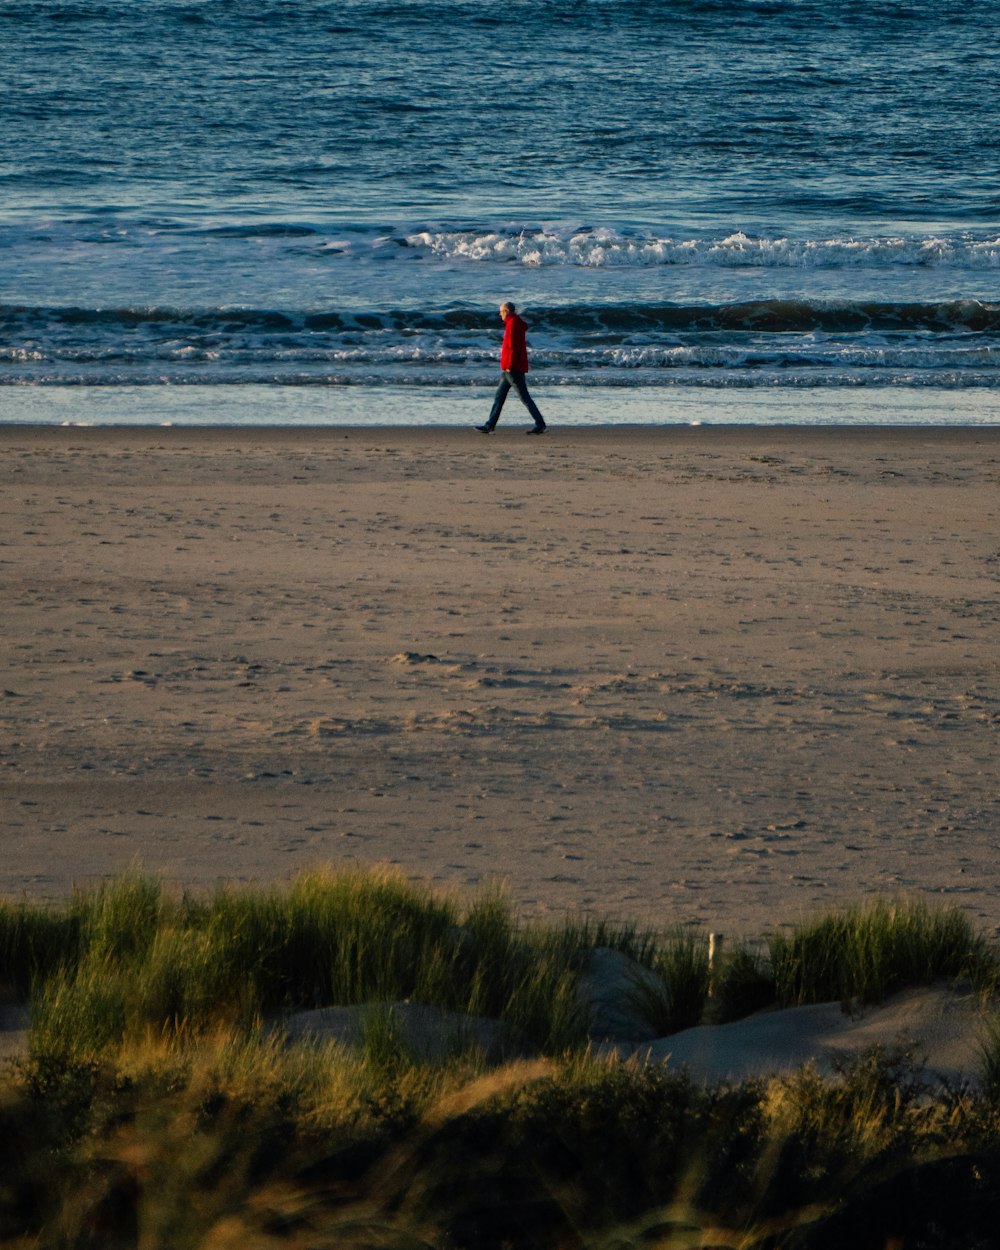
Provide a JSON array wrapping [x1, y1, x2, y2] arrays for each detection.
[[708, 932, 724, 997]]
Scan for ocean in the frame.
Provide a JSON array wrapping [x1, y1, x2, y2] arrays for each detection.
[[3, 0, 999, 426]]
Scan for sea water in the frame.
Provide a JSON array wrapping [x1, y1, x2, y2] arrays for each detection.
[[2, 0, 999, 425]]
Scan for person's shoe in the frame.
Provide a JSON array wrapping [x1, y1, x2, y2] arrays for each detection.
[[476, 423, 494, 433], [525, 425, 546, 435]]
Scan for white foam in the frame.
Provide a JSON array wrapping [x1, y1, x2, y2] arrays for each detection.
[[405, 227, 1000, 271]]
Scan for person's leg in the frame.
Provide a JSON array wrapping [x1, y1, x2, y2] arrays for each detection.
[[508, 371, 546, 430], [479, 375, 511, 431]]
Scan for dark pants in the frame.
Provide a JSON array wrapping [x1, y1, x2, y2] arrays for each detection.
[[486, 370, 545, 429]]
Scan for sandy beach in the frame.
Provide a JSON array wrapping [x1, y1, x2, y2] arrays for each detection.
[[1, 424, 998, 939]]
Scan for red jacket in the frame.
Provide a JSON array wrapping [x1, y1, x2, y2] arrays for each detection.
[[500, 312, 530, 372]]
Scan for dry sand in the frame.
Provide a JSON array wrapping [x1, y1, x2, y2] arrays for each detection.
[[617, 982, 988, 1088], [2, 424, 999, 940]]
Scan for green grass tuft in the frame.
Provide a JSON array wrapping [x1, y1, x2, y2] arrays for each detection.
[[768, 896, 999, 1007]]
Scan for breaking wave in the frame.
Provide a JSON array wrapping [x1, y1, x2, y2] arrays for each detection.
[[405, 228, 1000, 271], [4, 298, 999, 388]]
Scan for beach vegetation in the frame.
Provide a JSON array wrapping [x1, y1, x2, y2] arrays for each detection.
[[4, 872, 1000, 1246], [768, 896, 999, 1007], [4, 1030, 1000, 1249], [4, 873, 999, 1063]]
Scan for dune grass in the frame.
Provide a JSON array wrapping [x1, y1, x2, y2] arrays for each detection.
[[10, 867, 599, 1062], [768, 896, 999, 1007], [4, 871, 1000, 1247], [4, 870, 999, 1064]]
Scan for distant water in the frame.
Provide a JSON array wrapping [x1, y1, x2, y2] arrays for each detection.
[[3, 0, 999, 424]]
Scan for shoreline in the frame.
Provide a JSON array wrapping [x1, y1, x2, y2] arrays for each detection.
[[4, 422, 1000, 443], [2, 424, 999, 937], [4, 381, 1000, 430]]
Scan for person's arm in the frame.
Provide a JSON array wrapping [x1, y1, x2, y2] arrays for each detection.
[[500, 317, 514, 370]]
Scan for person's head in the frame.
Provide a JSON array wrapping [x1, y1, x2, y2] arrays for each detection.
[[499, 301, 516, 320]]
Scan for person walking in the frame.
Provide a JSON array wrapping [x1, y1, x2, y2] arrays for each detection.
[[477, 302, 547, 434]]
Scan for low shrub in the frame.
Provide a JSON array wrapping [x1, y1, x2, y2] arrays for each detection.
[[5, 1039, 1000, 1250]]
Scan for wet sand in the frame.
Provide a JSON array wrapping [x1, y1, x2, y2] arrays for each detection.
[[2, 424, 999, 937]]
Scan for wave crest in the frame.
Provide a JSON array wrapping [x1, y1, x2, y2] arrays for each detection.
[[406, 228, 1000, 270]]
